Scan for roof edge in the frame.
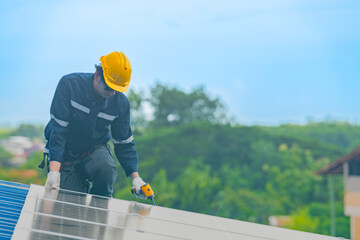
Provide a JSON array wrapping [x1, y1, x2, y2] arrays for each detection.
[[317, 147, 360, 175]]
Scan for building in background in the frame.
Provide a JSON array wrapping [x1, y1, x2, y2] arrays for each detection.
[[0, 136, 44, 166], [317, 148, 360, 240]]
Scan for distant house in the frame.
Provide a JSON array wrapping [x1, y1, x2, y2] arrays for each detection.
[[317, 148, 360, 240], [0, 136, 45, 166]]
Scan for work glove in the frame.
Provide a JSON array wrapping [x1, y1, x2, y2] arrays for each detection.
[[45, 171, 60, 189], [132, 176, 147, 199]]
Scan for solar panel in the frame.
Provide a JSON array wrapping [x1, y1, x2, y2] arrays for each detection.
[[0, 180, 29, 240], [7, 183, 343, 240]]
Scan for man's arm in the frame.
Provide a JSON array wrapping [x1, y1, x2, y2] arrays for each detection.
[[111, 97, 139, 177], [45, 77, 71, 188], [130, 172, 139, 178], [111, 96, 154, 199], [47, 77, 71, 166], [49, 161, 61, 172], [111, 110, 139, 177]]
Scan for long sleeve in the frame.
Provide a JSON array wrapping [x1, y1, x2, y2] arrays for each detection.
[[111, 98, 138, 176], [45, 77, 71, 163]]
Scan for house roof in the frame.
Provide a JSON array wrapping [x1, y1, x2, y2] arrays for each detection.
[[317, 147, 360, 175]]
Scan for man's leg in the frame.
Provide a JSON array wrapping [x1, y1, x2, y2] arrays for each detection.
[[84, 145, 117, 197], [60, 163, 89, 193]]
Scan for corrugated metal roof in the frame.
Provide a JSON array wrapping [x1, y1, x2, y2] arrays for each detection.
[[6, 183, 345, 240], [0, 180, 29, 240]]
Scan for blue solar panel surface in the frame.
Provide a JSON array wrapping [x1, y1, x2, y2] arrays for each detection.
[[0, 180, 29, 240]]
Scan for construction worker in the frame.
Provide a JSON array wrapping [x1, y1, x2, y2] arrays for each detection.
[[41, 51, 152, 198]]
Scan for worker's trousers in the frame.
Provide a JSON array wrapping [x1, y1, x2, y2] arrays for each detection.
[[60, 145, 117, 197]]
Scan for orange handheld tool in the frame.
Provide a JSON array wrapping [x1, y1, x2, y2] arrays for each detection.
[[131, 183, 156, 205]]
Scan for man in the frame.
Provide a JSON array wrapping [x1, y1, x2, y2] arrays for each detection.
[[42, 51, 152, 198]]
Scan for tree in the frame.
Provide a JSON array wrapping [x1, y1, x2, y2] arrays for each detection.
[[12, 124, 44, 139], [174, 159, 221, 213], [285, 202, 350, 238], [150, 169, 177, 208], [214, 188, 283, 223], [22, 151, 47, 182], [0, 146, 12, 167], [149, 83, 227, 126], [127, 89, 148, 130]]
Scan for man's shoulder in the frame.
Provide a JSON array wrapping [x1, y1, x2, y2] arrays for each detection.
[[60, 72, 93, 84], [113, 92, 129, 104], [56, 73, 93, 96], [106, 93, 130, 113]]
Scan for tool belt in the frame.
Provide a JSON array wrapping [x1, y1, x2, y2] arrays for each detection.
[[38, 146, 97, 172], [60, 147, 95, 171]]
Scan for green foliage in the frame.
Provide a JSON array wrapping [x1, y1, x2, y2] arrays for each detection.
[[285, 202, 350, 239], [263, 121, 360, 151], [127, 89, 148, 130], [149, 83, 227, 126], [0, 128, 14, 139], [0, 145, 12, 167], [22, 151, 47, 181], [130, 122, 350, 237], [11, 124, 44, 139], [150, 169, 177, 208], [174, 159, 221, 213], [214, 188, 283, 223]]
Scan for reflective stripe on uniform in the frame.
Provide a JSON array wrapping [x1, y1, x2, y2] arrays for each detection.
[[113, 135, 134, 144], [43, 147, 49, 154], [70, 100, 90, 114], [97, 112, 117, 121], [51, 114, 69, 127]]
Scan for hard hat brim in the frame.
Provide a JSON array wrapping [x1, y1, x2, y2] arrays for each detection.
[[104, 77, 129, 92]]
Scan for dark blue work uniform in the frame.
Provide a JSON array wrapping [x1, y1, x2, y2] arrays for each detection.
[[44, 73, 138, 196]]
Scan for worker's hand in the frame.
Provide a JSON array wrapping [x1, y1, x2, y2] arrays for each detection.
[[132, 176, 147, 199], [45, 171, 60, 189]]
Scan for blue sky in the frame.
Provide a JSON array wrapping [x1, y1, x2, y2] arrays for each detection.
[[0, 0, 359, 126]]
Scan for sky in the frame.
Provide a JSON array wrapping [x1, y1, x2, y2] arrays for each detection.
[[0, 0, 359, 126]]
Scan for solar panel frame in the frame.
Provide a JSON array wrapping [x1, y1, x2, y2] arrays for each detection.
[[10, 184, 344, 240]]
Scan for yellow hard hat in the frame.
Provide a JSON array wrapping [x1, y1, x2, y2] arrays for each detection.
[[99, 51, 132, 92]]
